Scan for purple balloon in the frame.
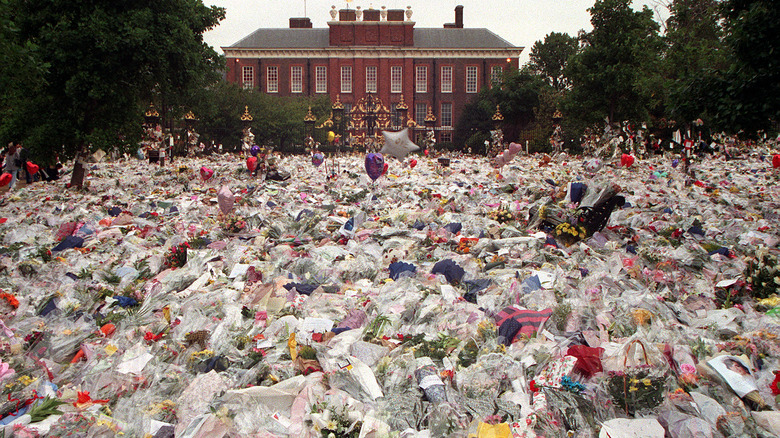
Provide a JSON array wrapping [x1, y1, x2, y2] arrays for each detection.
[[250, 145, 261, 156], [312, 152, 324, 167], [365, 153, 385, 181], [672, 158, 679, 168]]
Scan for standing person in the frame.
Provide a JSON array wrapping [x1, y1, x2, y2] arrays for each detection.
[[16, 143, 32, 184], [3, 143, 20, 189]]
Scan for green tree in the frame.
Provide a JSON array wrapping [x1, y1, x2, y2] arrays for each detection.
[[0, 0, 47, 146], [715, 0, 780, 133], [662, 0, 728, 125], [565, 0, 664, 125], [527, 32, 579, 92], [3, 0, 225, 164], [454, 69, 544, 153]]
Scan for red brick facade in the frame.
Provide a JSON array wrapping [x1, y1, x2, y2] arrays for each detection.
[[224, 7, 522, 144]]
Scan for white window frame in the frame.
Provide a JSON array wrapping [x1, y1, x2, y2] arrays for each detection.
[[491, 66, 503, 85], [315, 66, 327, 93], [341, 66, 352, 94], [291, 66, 303, 93], [266, 66, 278, 93], [466, 66, 478, 93], [365, 66, 377, 93], [440, 103, 452, 127], [416, 66, 427, 93], [415, 103, 427, 126], [390, 66, 402, 93], [242, 66, 254, 89], [441, 66, 453, 93]]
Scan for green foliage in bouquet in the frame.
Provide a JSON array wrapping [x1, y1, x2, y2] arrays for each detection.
[[606, 369, 666, 416], [745, 252, 780, 299]]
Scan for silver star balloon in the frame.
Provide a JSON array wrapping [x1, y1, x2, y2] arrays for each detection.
[[380, 128, 420, 160]]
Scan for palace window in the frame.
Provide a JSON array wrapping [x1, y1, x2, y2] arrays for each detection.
[[366, 66, 377, 93], [291, 66, 303, 93], [242, 66, 254, 89], [440, 103, 452, 127], [416, 66, 427, 93], [415, 103, 427, 126], [315, 66, 327, 93], [491, 65, 503, 85], [341, 66, 352, 93], [466, 66, 478, 93], [441, 66, 452, 93], [266, 66, 278, 93], [391, 66, 402, 93]]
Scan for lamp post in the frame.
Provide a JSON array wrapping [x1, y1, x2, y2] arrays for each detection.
[[489, 105, 504, 156], [182, 110, 198, 158], [551, 109, 563, 154], [240, 106, 254, 154], [304, 106, 316, 139], [143, 102, 164, 164], [144, 102, 161, 128], [423, 105, 437, 154], [332, 95, 344, 141], [395, 95, 408, 131]]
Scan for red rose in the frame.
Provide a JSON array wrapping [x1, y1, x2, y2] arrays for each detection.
[[771, 371, 780, 395]]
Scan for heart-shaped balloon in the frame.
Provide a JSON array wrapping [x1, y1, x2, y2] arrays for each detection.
[[250, 145, 261, 156], [365, 153, 384, 181], [200, 166, 214, 181], [409, 158, 417, 169], [312, 152, 324, 168], [620, 153, 635, 167], [246, 156, 258, 172], [0, 173, 11, 187], [26, 162, 39, 175], [773, 154, 780, 169], [508, 142, 522, 155]]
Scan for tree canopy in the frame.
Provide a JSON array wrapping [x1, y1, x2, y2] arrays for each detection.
[[1, 0, 225, 161], [564, 0, 663, 126], [527, 32, 579, 92]]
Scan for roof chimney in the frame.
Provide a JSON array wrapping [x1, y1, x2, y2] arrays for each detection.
[[289, 17, 312, 28], [444, 5, 464, 28]]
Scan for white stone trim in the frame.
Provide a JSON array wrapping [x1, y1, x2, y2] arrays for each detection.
[[223, 47, 523, 59]]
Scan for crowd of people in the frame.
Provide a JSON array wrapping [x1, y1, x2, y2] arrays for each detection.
[[1, 142, 62, 190]]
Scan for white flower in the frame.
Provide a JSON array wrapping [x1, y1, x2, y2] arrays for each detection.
[[774, 276, 780, 285]]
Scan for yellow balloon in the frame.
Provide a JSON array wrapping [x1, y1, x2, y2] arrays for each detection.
[[327, 131, 335, 142]]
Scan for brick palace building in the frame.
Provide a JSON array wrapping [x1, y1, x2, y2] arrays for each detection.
[[223, 5, 523, 145]]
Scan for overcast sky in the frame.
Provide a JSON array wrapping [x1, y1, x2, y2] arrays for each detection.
[[203, 0, 669, 64]]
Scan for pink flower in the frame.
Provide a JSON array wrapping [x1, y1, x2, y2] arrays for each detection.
[[0, 361, 15, 381], [680, 363, 696, 374]]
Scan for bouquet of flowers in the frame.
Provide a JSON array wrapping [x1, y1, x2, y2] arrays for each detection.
[[554, 222, 587, 246], [220, 213, 248, 234], [745, 251, 780, 299], [1, 290, 20, 314], [606, 368, 666, 416], [164, 242, 189, 269], [488, 207, 515, 224]]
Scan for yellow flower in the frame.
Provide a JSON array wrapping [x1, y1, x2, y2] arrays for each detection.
[[629, 385, 638, 392], [642, 378, 652, 387]]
